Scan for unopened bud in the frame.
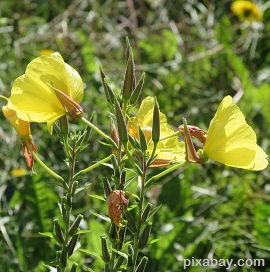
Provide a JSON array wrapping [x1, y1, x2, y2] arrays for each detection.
[[116, 226, 126, 251], [60, 245, 68, 267], [54, 219, 64, 244], [138, 222, 152, 249], [135, 256, 148, 272], [114, 98, 128, 144], [130, 72, 145, 105], [52, 86, 84, 122], [127, 244, 134, 267], [125, 210, 137, 233], [138, 126, 148, 151], [141, 202, 152, 225], [152, 98, 160, 144], [103, 179, 112, 198], [68, 234, 80, 257], [101, 235, 111, 263], [69, 214, 83, 236]]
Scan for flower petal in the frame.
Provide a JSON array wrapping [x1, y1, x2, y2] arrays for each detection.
[[204, 96, 268, 170]]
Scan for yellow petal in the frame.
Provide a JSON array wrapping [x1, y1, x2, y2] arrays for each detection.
[[132, 96, 185, 164], [204, 96, 268, 170], [8, 52, 84, 132]]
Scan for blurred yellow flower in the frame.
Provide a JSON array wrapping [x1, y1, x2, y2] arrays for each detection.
[[128, 96, 185, 167], [203, 96, 268, 170], [40, 49, 55, 56], [231, 1, 263, 22], [7, 52, 84, 134], [11, 168, 28, 177]]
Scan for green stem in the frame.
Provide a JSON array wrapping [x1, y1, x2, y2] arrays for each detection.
[[131, 155, 147, 271], [73, 154, 113, 179], [0, 95, 8, 102], [62, 133, 71, 158], [159, 131, 180, 142], [80, 117, 118, 150], [25, 140, 66, 188], [145, 162, 189, 189], [122, 142, 143, 176]]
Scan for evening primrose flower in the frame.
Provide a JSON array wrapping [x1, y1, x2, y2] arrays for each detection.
[[231, 1, 263, 22], [7, 52, 84, 134], [179, 96, 268, 171], [128, 96, 185, 167], [2, 105, 37, 170]]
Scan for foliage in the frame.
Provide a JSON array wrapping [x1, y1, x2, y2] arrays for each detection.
[[0, 1, 270, 271]]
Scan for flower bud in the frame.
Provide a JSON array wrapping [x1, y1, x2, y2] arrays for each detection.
[[116, 226, 126, 250], [141, 202, 152, 225], [127, 244, 134, 267], [152, 98, 160, 144], [103, 179, 112, 198], [125, 210, 137, 234], [69, 214, 83, 236], [114, 98, 128, 144], [60, 245, 68, 267], [101, 235, 111, 263], [68, 234, 80, 257], [114, 255, 125, 270], [54, 219, 64, 244], [130, 72, 145, 105], [52, 86, 84, 122], [122, 44, 135, 101], [135, 256, 148, 272], [138, 126, 148, 151], [138, 222, 152, 249]]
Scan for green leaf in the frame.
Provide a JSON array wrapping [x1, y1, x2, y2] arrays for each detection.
[[90, 211, 111, 223], [78, 248, 101, 258], [88, 194, 106, 202], [38, 232, 54, 239]]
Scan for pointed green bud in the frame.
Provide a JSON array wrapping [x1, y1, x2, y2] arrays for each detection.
[[138, 222, 152, 249], [103, 178, 112, 198], [114, 98, 128, 144], [60, 245, 68, 267], [127, 244, 134, 267], [69, 214, 83, 236], [141, 202, 152, 225], [54, 219, 64, 244], [125, 210, 137, 234], [152, 98, 160, 144], [130, 72, 145, 105], [135, 256, 148, 272], [109, 222, 117, 240], [68, 234, 80, 257], [101, 235, 111, 263], [100, 67, 115, 105], [122, 41, 135, 101], [104, 263, 110, 272], [114, 255, 126, 270], [138, 126, 148, 151], [116, 226, 126, 250], [69, 263, 78, 272], [61, 201, 67, 221]]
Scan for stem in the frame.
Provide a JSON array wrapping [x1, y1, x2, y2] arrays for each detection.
[[73, 154, 113, 179], [131, 153, 147, 271], [0, 95, 8, 102], [159, 131, 180, 142], [25, 140, 66, 187], [122, 142, 143, 176], [145, 162, 188, 189], [80, 117, 118, 150]]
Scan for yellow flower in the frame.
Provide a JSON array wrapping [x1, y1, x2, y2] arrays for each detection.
[[231, 1, 263, 22], [128, 97, 185, 167], [2, 105, 31, 139], [2, 105, 37, 170], [203, 96, 268, 170], [40, 49, 55, 56], [7, 52, 84, 134], [10, 168, 28, 177]]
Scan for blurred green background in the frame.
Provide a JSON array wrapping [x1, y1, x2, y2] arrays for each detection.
[[0, 0, 270, 271]]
